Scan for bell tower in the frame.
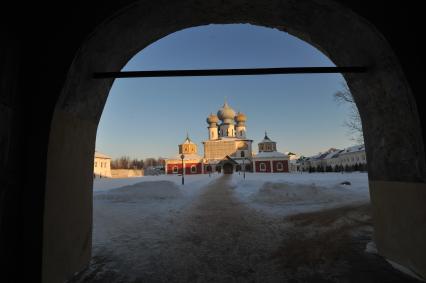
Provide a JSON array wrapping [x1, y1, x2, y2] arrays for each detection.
[[235, 112, 247, 138], [217, 100, 236, 138], [206, 113, 219, 140], [179, 134, 197, 154]]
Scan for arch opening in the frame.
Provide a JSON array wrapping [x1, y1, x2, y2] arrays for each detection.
[[43, 1, 426, 282]]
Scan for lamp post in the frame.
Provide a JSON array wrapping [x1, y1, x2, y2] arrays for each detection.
[[242, 158, 246, 179], [180, 154, 185, 185]]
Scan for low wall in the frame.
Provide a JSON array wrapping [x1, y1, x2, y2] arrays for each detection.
[[111, 169, 144, 178]]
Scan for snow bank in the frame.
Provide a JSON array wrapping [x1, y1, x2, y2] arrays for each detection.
[[230, 172, 370, 216], [95, 181, 183, 202], [93, 173, 220, 196]]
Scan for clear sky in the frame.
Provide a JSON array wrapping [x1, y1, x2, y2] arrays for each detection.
[[96, 24, 355, 160]]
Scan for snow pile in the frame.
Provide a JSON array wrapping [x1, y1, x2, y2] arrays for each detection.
[[230, 172, 370, 216], [94, 173, 220, 195], [95, 181, 182, 202], [252, 182, 340, 204]]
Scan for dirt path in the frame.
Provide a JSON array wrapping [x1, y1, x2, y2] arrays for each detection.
[[71, 176, 421, 283]]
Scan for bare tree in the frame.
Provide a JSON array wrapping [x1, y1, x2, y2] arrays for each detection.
[[334, 83, 364, 144]]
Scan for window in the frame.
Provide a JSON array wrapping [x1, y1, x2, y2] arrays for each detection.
[[94, 161, 97, 167], [277, 162, 283, 171], [191, 165, 197, 173], [260, 162, 266, 171], [241, 151, 245, 157], [173, 166, 178, 173]]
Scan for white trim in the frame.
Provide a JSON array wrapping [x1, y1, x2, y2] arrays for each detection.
[[259, 162, 266, 172]]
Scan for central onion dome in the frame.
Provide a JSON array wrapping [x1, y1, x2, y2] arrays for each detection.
[[206, 113, 219, 124], [235, 112, 247, 123], [217, 101, 236, 123]]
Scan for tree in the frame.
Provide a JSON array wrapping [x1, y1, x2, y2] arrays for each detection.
[[334, 165, 341, 172], [344, 164, 350, 172], [156, 157, 166, 167], [334, 83, 364, 144], [144, 158, 157, 168], [111, 156, 145, 169]]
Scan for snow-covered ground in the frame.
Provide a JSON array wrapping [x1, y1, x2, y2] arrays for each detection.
[[92, 172, 370, 225], [230, 172, 370, 216], [93, 173, 221, 193], [92, 174, 222, 258], [74, 172, 373, 282]]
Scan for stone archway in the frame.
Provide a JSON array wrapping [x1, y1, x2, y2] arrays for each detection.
[[43, 0, 426, 282]]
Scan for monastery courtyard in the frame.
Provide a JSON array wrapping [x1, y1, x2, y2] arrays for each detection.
[[70, 174, 419, 282]]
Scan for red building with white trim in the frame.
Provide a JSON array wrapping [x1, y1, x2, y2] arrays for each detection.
[[253, 133, 289, 173], [165, 135, 204, 175]]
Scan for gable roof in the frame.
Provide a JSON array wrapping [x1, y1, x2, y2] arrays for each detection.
[[94, 151, 111, 159]]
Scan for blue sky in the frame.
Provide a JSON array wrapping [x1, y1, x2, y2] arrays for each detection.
[[96, 24, 354, 159]]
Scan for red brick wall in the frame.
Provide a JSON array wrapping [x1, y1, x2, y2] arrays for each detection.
[[185, 163, 202, 174], [272, 160, 289, 173], [166, 162, 202, 174], [255, 161, 271, 172]]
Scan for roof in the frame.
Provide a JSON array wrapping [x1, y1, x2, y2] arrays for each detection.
[[94, 151, 111, 159], [304, 144, 365, 160], [339, 144, 365, 154], [167, 153, 203, 161], [254, 151, 288, 159], [181, 133, 195, 144], [217, 155, 239, 165], [260, 131, 274, 143]]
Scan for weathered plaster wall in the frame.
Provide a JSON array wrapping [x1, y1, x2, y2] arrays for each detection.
[[43, 111, 97, 283]]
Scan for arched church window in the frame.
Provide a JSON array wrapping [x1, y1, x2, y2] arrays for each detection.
[[277, 162, 283, 171], [173, 166, 178, 173], [191, 165, 197, 173], [241, 151, 245, 157]]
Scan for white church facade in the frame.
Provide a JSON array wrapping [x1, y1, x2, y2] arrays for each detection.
[[165, 101, 289, 174]]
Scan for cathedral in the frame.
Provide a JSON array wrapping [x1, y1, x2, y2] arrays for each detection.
[[165, 101, 289, 174]]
